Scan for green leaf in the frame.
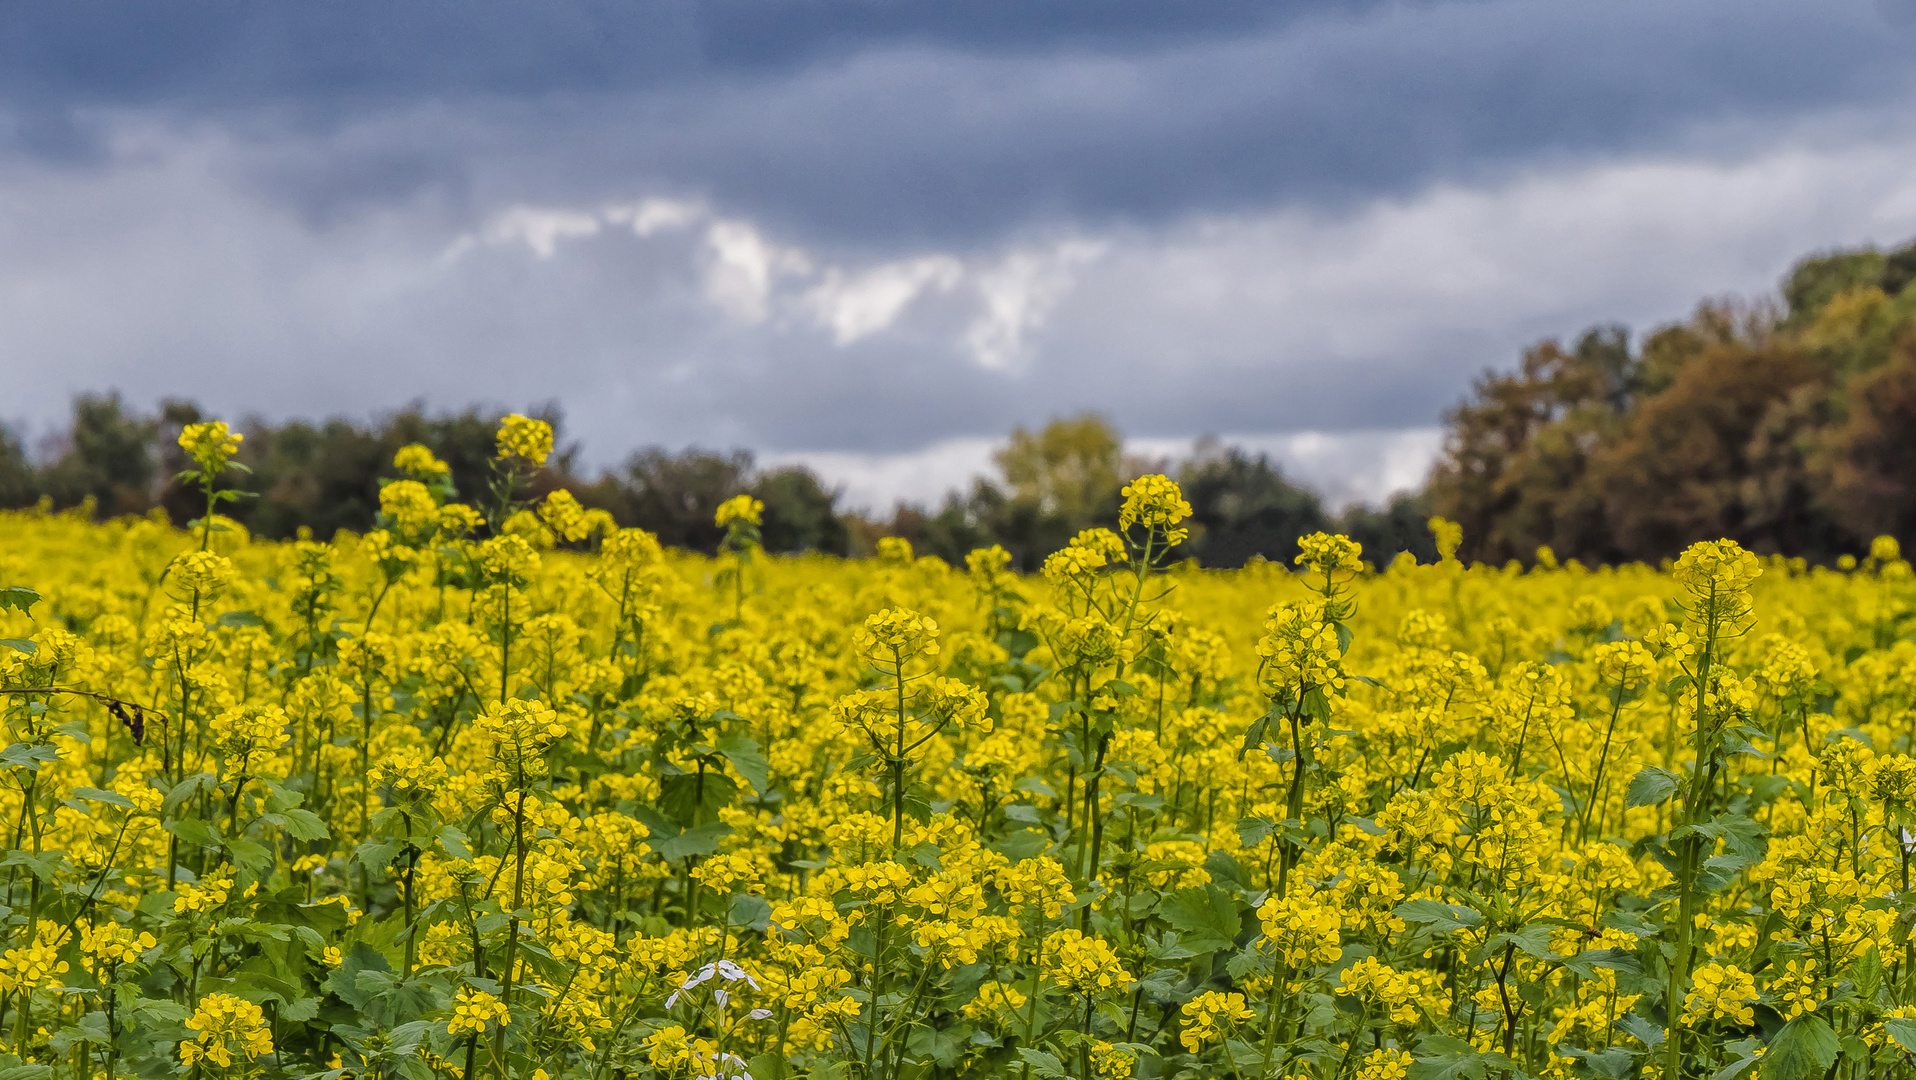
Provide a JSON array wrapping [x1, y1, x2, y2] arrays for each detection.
[[0, 851, 62, 883], [727, 893, 772, 932], [323, 942, 392, 1009], [166, 818, 221, 847], [1626, 766, 1681, 808], [276, 808, 330, 841], [990, 829, 1049, 860], [1884, 1016, 1916, 1052], [226, 839, 273, 876], [0, 639, 34, 656], [716, 735, 771, 795], [0, 587, 39, 616], [659, 771, 740, 825], [1615, 1013, 1664, 1050], [1762, 1015, 1838, 1080], [355, 839, 404, 872], [0, 743, 59, 770], [1558, 1047, 1633, 1079], [1159, 885, 1242, 954], [1487, 923, 1557, 962], [69, 786, 134, 809], [634, 805, 733, 861], [0, 1065, 54, 1080], [1237, 712, 1271, 760], [1408, 1035, 1501, 1080], [162, 773, 219, 818], [1560, 947, 1642, 980], [216, 610, 265, 628], [1393, 899, 1483, 934], [1015, 1049, 1066, 1079]]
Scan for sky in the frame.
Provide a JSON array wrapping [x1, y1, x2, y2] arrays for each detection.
[[7, 1, 1916, 511]]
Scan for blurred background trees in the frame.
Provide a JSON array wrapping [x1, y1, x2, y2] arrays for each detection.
[[5, 234, 1915, 566], [1425, 235, 1916, 565]]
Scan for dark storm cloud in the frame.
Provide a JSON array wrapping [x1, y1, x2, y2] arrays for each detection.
[[3, 0, 1913, 245]]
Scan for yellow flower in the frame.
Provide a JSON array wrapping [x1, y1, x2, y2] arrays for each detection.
[[474, 698, 571, 777], [371, 746, 446, 797], [165, 549, 236, 601], [393, 442, 451, 479], [174, 872, 236, 916], [541, 488, 599, 542], [379, 479, 440, 537], [1039, 929, 1129, 994], [1295, 531, 1364, 577], [449, 988, 510, 1035], [208, 704, 288, 767], [0, 939, 68, 994], [1119, 474, 1192, 533], [180, 993, 273, 1068], [1671, 539, 1760, 632], [80, 923, 157, 966], [1357, 1049, 1414, 1080], [1768, 958, 1818, 1020], [1428, 516, 1463, 562], [857, 608, 940, 667], [1682, 962, 1757, 1027], [1180, 990, 1254, 1052], [715, 493, 764, 528], [1090, 1041, 1136, 1079], [178, 421, 243, 474], [1258, 890, 1342, 968], [496, 413, 554, 465]]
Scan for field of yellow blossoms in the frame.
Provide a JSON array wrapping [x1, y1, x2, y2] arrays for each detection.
[[1, 415, 1914, 1080]]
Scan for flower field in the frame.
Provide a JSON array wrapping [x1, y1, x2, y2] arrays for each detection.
[[3, 418, 1916, 1080]]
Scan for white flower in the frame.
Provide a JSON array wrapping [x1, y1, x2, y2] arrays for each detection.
[[666, 960, 763, 1009]]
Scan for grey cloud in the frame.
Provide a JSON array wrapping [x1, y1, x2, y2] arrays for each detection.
[[6, 0, 1915, 247], [8, 0, 1916, 507]]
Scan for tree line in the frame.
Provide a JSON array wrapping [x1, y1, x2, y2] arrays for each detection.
[[1426, 235, 1916, 565], [0, 394, 1428, 567], [7, 233, 1911, 568]]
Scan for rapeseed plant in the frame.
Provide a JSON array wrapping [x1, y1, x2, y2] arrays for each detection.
[[9, 425, 1916, 1079]]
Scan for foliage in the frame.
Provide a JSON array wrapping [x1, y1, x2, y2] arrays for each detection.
[[1428, 235, 1916, 566]]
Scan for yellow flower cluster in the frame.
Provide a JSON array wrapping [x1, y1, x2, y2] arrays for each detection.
[[495, 413, 554, 465], [1179, 990, 1254, 1052], [1337, 956, 1442, 1025], [715, 494, 764, 528], [180, 992, 273, 1068], [81, 922, 157, 965], [393, 442, 451, 479], [474, 697, 570, 774], [1258, 890, 1343, 968], [1119, 473, 1192, 543], [857, 607, 940, 665], [0, 939, 68, 994], [1039, 928, 1129, 994], [449, 987, 510, 1034], [178, 421, 243, 473], [208, 702, 287, 764], [1682, 962, 1759, 1026]]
